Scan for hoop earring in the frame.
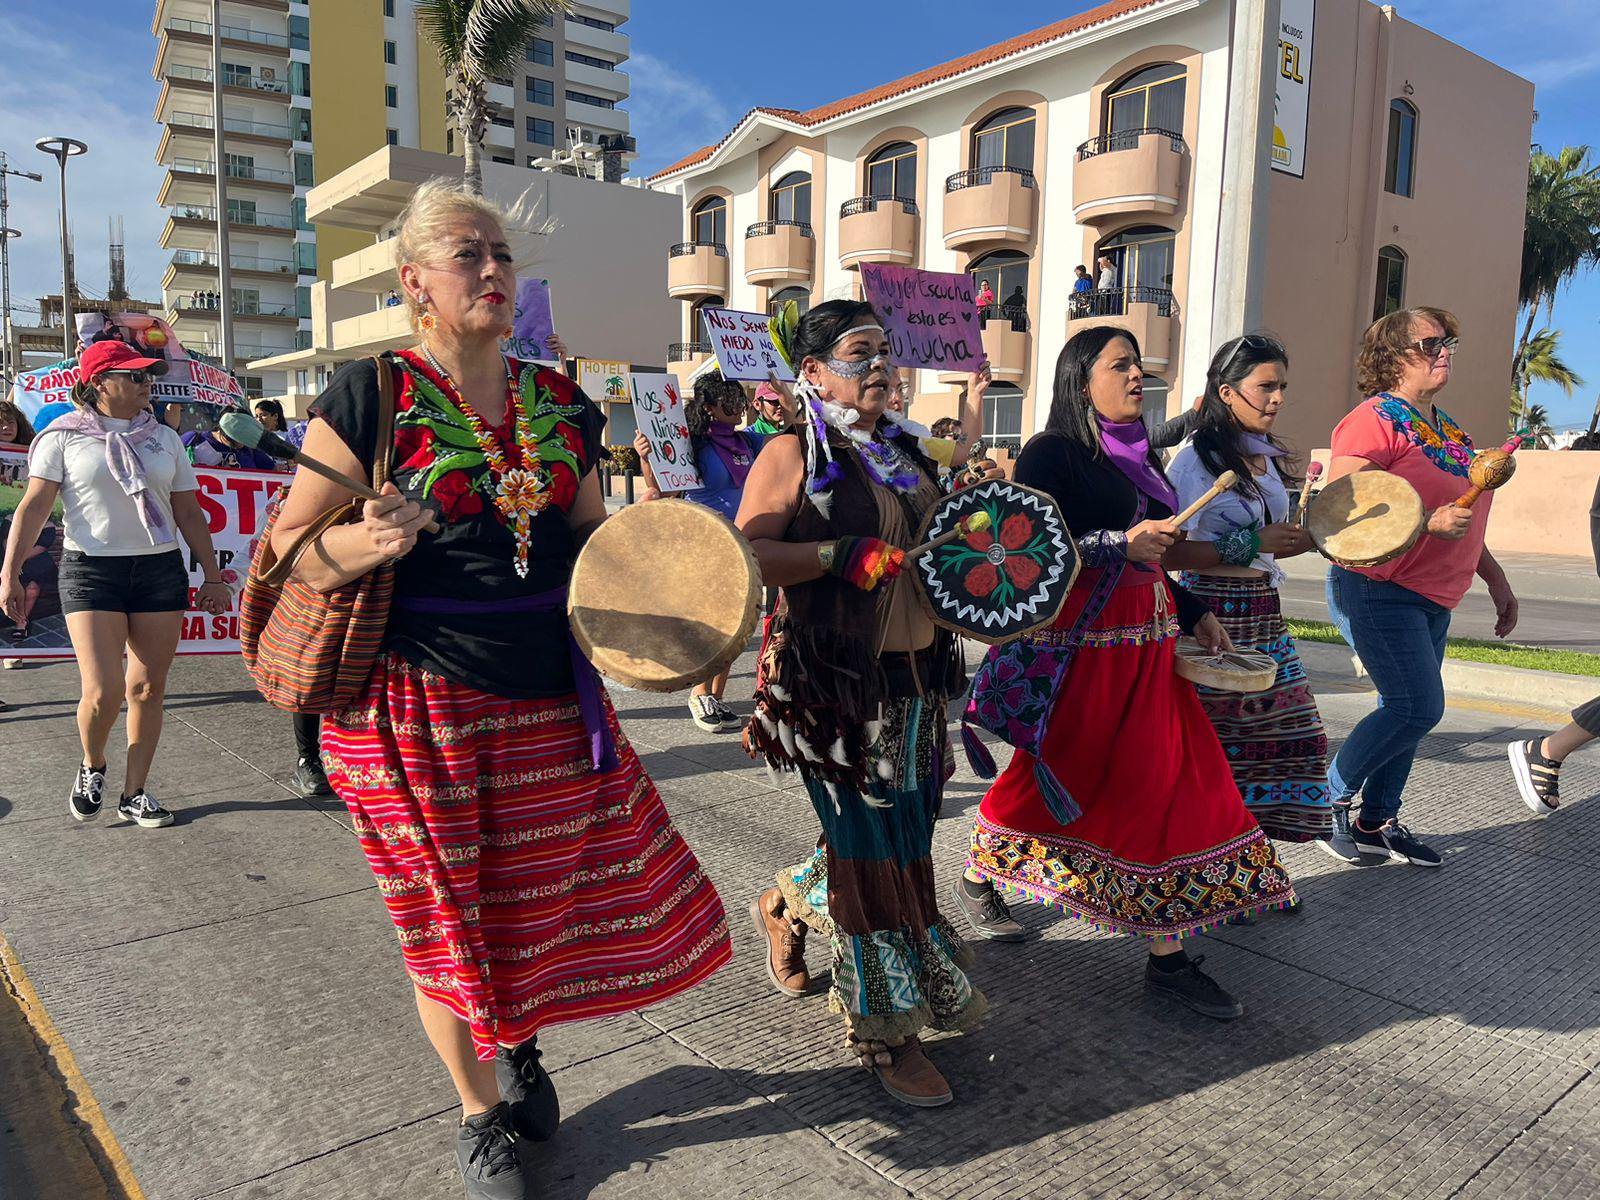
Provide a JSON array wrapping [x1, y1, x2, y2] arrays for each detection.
[[418, 310, 437, 333]]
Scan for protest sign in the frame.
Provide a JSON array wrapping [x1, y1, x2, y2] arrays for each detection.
[[10, 359, 79, 421], [629, 373, 702, 492], [63, 312, 247, 411], [700, 307, 796, 383], [859, 264, 988, 372], [0, 444, 282, 658], [577, 358, 630, 405], [500, 278, 556, 362]]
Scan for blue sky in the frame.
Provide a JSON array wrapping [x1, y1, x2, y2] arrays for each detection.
[[5, 0, 1599, 427]]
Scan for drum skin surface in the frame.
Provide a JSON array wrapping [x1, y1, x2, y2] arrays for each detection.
[[1306, 470, 1426, 568], [1173, 639, 1278, 693], [568, 499, 762, 692]]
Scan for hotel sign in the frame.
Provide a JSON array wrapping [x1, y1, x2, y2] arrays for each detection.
[[1272, 0, 1315, 177]]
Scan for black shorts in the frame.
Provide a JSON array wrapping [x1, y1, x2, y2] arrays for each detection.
[[58, 550, 189, 615]]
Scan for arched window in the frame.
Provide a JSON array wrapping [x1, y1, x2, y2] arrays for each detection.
[[690, 196, 726, 246], [768, 286, 811, 318], [973, 107, 1036, 172], [769, 171, 812, 225], [1141, 375, 1171, 428], [983, 383, 1025, 451], [1385, 99, 1418, 197], [1096, 225, 1177, 313], [690, 295, 725, 346], [866, 141, 917, 202], [970, 249, 1030, 331], [1373, 246, 1407, 319], [1106, 63, 1186, 136]]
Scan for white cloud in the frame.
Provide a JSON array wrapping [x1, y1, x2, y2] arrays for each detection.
[[0, 13, 168, 322], [626, 51, 738, 178]]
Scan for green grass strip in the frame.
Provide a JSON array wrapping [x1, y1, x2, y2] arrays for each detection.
[[1286, 619, 1600, 679]]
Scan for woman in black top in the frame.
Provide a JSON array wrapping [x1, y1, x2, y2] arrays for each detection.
[[957, 326, 1296, 1021]]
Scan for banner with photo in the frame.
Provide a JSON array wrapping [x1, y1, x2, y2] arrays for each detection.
[[77, 312, 247, 409], [0, 444, 282, 658]]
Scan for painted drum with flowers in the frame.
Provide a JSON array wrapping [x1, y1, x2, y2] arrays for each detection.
[[911, 479, 1078, 643]]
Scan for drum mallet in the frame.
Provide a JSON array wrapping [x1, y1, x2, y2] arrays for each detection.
[[907, 510, 993, 561], [1294, 460, 1324, 526], [1169, 469, 1240, 528], [1453, 432, 1525, 509], [219, 410, 441, 534]]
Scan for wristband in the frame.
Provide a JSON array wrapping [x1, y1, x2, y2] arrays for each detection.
[[825, 535, 905, 592], [1214, 524, 1262, 567], [816, 540, 837, 573]]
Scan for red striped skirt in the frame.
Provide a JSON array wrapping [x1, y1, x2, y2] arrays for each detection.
[[322, 653, 731, 1060]]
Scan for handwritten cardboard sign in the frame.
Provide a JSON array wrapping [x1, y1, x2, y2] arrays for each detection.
[[501, 278, 556, 361], [860, 264, 988, 372], [700, 307, 795, 383], [576, 358, 630, 405], [629, 372, 702, 492]]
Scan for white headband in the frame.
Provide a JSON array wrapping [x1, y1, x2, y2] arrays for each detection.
[[829, 323, 885, 348]]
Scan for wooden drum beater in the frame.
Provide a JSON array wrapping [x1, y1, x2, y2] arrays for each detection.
[[1454, 433, 1525, 509]]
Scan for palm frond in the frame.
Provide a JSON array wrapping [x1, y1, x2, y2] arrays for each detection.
[[414, 0, 471, 68], [463, 0, 568, 79]]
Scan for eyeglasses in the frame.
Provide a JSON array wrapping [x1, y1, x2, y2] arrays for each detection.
[[1411, 335, 1460, 359], [104, 369, 153, 385], [1215, 334, 1280, 381]]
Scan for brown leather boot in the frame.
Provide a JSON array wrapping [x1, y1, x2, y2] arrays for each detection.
[[873, 1037, 952, 1108], [751, 887, 810, 997]]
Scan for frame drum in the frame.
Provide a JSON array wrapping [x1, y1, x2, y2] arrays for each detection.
[[1305, 470, 1426, 568], [1174, 639, 1278, 693]]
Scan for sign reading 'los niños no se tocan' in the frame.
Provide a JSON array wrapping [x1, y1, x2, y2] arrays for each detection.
[[860, 264, 990, 372]]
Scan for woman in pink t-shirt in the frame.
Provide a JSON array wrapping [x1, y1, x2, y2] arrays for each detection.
[[1317, 307, 1518, 869]]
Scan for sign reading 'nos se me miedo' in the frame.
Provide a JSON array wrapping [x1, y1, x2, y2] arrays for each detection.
[[1272, 0, 1315, 178]]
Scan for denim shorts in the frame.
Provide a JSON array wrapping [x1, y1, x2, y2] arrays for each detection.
[[58, 549, 189, 615]]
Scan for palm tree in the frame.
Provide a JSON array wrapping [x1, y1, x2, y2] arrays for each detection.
[[1521, 403, 1556, 447], [1517, 146, 1600, 365], [415, 1, 569, 196], [1509, 327, 1582, 433]]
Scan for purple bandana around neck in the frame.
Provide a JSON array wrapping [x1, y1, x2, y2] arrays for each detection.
[[46, 406, 175, 545], [705, 423, 755, 490], [1096, 414, 1178, 511], [1241, 432, 1286, 458]]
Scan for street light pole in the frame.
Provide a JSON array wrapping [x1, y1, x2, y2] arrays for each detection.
[[1, 152, 43, 380], [35, 136, 88, 361], [212, 0, 235, 368]]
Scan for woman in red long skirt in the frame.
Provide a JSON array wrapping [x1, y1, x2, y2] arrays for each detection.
[[953, 326, 1295, 1020]]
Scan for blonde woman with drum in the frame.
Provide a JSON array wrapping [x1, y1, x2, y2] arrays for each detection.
[[1316, 307, 1518, 869]]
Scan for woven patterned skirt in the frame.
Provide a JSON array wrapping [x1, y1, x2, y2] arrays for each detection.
[[1177, 573, 1333, 842], [968, 578, 1296, 940], [322, 653, 731, 1060], [776, 695, 986, 1043]]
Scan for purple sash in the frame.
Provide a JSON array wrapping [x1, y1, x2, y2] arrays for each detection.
[[395, 586, 619, 773]]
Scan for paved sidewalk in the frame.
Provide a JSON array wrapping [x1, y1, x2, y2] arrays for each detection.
[[2, 649, 1598, 1200]]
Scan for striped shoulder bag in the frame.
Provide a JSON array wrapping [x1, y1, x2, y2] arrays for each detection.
[[239, 356, 397, 713]]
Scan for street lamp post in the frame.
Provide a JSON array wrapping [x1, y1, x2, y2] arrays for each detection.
[[35, 136, 88, 361], [1, 228, 19, 382]]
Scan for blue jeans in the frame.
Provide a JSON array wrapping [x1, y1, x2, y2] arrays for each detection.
[[1325, 567, 1450, 825]]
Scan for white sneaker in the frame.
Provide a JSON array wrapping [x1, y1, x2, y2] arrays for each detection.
[[688, 694, 724, 733]]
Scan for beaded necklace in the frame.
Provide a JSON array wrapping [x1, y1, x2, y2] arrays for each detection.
[[419, 345, 552, 578]]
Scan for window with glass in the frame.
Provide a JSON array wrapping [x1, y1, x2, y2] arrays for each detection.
[[569, 13, 616, 31], [290, 61, 310, 98], [295, 241, 317, 274], [566, 89, 615, 109], [230, 287, 261, 314], [1106, 63, 1186, 136], [226, 198, 257, 225], [527, 117, 554, 145], [292, 197, 310, 230], [527, 37, 553, 66], [240, 375, 265, 398], [293, 151, 314, 186], [385, 84, 398, 108], [1373, 245, 1407, 319], [289, 14, 309, 51], [865, 141, 917, 202], [691, 297, 725, 344], [972, 107, 1036, 172], [383, 0, 394, 17], [604, 403, 639, 446], [225, 152, 256, 180], [290, 107, 311, 142], [1141, 375, 1171, 426], [983, 385, 1025, 449], [1385, 99, 1418, 197], [221, 62, 252, 88], [970, 249, 1030, 330], [526, 76, 553, 106], [1096, 225, 1177, 301], [768, 286, 811, 318], [383, 39, 396, 65], [296, 285, 312, 320], [691, 196, 727, 245], [566, 50, 615, 70], [769, 172, 812, 225], [386, 128, 399, 146]]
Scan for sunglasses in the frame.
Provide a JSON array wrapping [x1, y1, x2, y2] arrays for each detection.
[[1215, 334, 1280, 381], [103, 369, 154, 385], [1411, 335, 1460, 358]]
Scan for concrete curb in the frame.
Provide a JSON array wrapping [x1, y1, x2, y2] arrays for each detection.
[[1297, 639, 1597, 713]]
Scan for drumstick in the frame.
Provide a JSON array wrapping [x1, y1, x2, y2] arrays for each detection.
[[1169, 470, 1239, 528], [907, 510, 992, 560], [219, 411, 441, 534], [1295, 461, 1324, 526]]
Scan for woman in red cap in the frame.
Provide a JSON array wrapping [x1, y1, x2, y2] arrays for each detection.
[[1, 340, 231, 827]]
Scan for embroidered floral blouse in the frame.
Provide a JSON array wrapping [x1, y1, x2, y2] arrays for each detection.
[[1327, 393, 1490, 609]]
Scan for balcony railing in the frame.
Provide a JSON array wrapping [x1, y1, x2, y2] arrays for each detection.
[[1076, 128, 1185, 160], [946, 165, 1037, 192], [169, 156, 292, 184], [177, 297, 295, 317], [668, 341, 712, 362], [171, 248, 295, 273], [167, 112, 292, 139], [1068, 285, 1180, 319], [978, 304, 1031, 333], [183, 339, 297, 359], [745, 220, 814, 239], [840, 195, 920, 218], [165, 17, 291, 49], [168, 203, 294, 230], [670, 240, 727, 258]]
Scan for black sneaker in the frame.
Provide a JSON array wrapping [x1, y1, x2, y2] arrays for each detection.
[[1351, 818, 1441, 867], [291, 757, 334, 798], [115, 790, 175, 829], [494, 1037, 559, 1142], [709, 697, 739, 727], [455, 1103, 525, 1200], [1508, 739, 1561, 817], [688, 694, 724, 733], [69, 764, 107, 821], [1315, 801, 1362, 865], [1145, 953, 1245, 1021], [950, 875, 1025, 942]]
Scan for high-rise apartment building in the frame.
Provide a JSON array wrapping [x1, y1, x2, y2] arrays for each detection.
[[152, 0, 632, 398]]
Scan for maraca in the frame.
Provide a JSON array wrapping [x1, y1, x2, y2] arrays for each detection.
[[1453, 431, 1525, 509]]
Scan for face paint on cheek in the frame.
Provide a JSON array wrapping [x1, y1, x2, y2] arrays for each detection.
[[826, 351, 890, 380]]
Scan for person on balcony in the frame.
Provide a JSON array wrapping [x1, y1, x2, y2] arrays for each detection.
[[1096, 255, 1120, 315], [1071, 265, 1094, 318], [975, 280, 996, 312]]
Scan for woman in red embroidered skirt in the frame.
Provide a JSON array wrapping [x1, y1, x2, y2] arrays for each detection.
[[956, 327, 1295, 1023], [271, 182, 729, 1199]]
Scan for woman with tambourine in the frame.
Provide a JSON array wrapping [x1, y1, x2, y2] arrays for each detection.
[[1165, 334, 1333, 845], [1315, 306, 1518, 869], [958, 326, 1296, 1023]]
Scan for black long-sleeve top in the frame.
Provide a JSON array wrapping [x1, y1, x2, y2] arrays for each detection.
[[1013, 430, 1210, 633]]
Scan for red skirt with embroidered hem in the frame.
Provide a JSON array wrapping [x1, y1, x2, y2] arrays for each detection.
[[321, 653, 731, 1060], [967, 576, 1296, 940]]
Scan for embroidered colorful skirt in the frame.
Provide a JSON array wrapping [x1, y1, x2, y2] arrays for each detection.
[[967, 578, 1296, 940], [1176, 572, 1332, 842], [776, 695, 987, 1043], [322, 653, 731, 1060]]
